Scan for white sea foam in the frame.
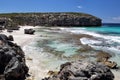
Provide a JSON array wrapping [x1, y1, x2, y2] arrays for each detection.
[[60, 27, 120, 45], [80, 37, 102, 45], [80, 37, 120, 53]]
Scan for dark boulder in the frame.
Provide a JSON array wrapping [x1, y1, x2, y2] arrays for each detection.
[[0, 34, 9, 42], [43, 60, 114, 80], [7, 30, 13, 33], [0, 34, 28, 80], [8, 35, 14, 41], [0, 34, 14, 42], [24, 29, 35, 35], [4, 57, 28, 80]]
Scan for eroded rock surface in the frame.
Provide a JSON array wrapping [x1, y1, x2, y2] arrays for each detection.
[[43, 60, 114, 80], [0, 34, 28, 80]]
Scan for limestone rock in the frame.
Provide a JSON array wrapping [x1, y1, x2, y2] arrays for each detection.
[[0, 34, 28, 80], [96, 51, 117, 69], [43, 60, 114, 80], [0, 12, 102, 27]]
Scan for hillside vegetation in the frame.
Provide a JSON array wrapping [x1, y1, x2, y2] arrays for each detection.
[[0, 12, 102, 28]]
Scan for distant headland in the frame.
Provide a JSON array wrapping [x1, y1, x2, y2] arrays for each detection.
[[0, 12, 102, 29]]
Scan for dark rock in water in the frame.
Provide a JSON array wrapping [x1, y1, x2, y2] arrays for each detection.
[[8, 35, 14, 41], [7, 30, 13, 33], [24, 29, 35, 34], [0, 34, 14, 42], [0, 34, 28, 80], [43, 60, 114, 80]]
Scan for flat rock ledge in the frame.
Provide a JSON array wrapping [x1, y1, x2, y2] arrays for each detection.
[[43, 60, 114, 80], [0, 34, 29, 80]]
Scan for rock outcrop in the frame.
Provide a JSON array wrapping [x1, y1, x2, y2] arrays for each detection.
[[96, 51, 117, 69], [0, 34, 29, 80], [0, 18, 19, 30], [43, 60, 114, 80], [0, 12, 102, 27], [24, 29, 35, 35]]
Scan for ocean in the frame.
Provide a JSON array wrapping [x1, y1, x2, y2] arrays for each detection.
[[23, 24, 120, 79]]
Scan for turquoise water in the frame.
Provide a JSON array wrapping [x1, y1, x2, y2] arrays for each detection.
[[47, 41, 80, 57], [86, 26, 120, 36], [69, 25, 120, 49]]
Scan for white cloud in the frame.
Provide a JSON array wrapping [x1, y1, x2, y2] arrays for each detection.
[[112, 16, 120, 20], [77, 6, 82, 9]]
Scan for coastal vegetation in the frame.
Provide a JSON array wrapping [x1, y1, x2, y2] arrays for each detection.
[[0, 12, 101, 29]]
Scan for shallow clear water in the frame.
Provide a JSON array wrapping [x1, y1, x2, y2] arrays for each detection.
[[47, 40, 80, 57]]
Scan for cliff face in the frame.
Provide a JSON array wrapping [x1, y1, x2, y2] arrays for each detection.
[[0, 12, 102, 27]]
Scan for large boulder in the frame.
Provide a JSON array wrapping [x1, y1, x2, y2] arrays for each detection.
[[0, 34, 28, 80], [0, 34, 14, 42], [24, 29, 35, 35], [8, 35, 14, 41], [43, 60, 114, 80]]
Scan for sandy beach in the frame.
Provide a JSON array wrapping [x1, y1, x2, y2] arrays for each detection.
[[1, 26, 36, 47], [1, 26, 44, 80]]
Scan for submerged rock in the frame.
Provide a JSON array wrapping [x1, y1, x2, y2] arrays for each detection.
[[43, 60, 114, 80], [0, 34, 28, 80]]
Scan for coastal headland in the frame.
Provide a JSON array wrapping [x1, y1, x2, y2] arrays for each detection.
[[0, 12, 101, 29]]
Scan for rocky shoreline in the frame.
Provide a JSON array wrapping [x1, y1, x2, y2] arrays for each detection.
[[43, 60, 114, 80], [0, 34, 28, 80]]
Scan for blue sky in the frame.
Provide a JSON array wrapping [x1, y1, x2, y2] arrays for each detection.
[[0, 0, 120, 23]]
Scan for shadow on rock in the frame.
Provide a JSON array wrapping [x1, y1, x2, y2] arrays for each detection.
[[0, 34, 29, 80], [43, 60, 114, 80]]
